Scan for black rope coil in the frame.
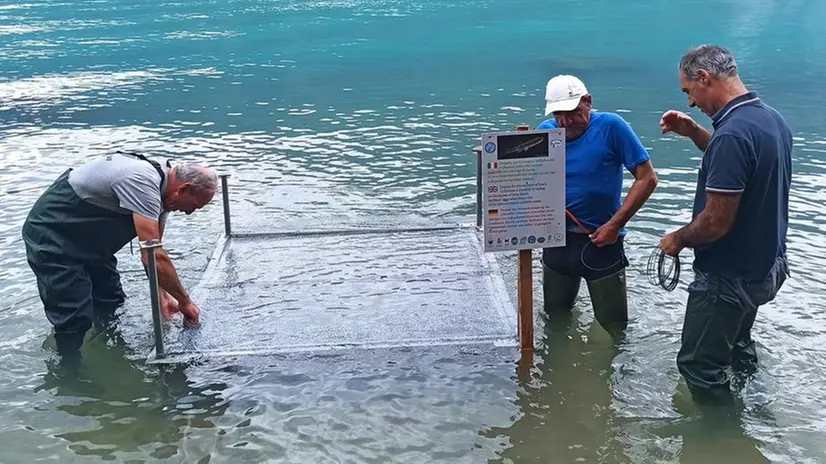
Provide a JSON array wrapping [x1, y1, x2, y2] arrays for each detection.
[[646, 246, 681, 291]]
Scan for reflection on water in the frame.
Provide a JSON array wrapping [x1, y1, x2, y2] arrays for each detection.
[[1, 0, 826, 461], [488, 309, 774, 463], [3, 316, 230, 461]]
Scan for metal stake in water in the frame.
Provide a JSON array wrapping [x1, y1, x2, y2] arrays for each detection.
[[220, 174, 231, 237], [140, 239, 165, 359], [475, 149, 482, 228]]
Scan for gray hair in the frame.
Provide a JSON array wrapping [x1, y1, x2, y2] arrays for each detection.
[[679, 45, 738, 81], [173, 163, 218, 193]]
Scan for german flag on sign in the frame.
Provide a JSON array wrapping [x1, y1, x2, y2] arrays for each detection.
[[488, 209, 499, 216]]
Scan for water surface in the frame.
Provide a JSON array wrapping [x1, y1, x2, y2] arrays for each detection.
[[1, 0, 826, 462]]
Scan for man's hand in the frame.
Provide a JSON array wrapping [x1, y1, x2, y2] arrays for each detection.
[[590, 223, 620, 247], [159, 289, 200, 325], [660, 231, 685, 257], [159, 290, 180, 320], [134, 213, 201, 326], [660, 110, 697, 137], [660, 110, 712, 152], [178, 300, 201, 326], [134, 213, 191, 306]]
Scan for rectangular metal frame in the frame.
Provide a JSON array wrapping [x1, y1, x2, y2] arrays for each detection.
[[145, 160, 505, 362]]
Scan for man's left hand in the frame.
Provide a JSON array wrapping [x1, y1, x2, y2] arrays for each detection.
[[660, 231, 684, 256], [160, 290, 180, 320], [589, 223, 620, 247]]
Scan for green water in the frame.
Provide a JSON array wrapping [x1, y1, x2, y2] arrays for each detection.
[[1, 0, 826, 462]]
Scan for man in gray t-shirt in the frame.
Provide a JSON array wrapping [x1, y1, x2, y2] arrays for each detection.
[[68, 152, 171, 226], [21, 151, 218, 361]]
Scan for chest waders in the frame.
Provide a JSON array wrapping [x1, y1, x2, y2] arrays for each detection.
[[21, 154, 166, 359], [542, 230, 629, 341]]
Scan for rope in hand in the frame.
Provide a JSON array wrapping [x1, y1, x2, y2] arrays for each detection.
[[565, 210, 627, 273], [566, 209, 680, 290]]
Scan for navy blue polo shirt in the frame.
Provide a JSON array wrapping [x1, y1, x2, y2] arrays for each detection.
[[691, 92, 793, 281]]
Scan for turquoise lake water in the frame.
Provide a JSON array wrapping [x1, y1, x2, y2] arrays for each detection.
[[2, 0, 826, 462]]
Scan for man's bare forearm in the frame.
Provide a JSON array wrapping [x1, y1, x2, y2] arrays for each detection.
[[157, 220, 171, 301], [144, 249, 190, 305], [674, 211, 726, 248], [606, 177, 657, 230], [689, 121, 713, 152]]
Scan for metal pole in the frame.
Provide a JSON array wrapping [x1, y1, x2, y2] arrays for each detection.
[[220, 174, 231, 237], [474, 146, 482, 228], [140, 239, 165, 359]]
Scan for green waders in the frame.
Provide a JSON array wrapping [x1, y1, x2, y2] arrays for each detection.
[[542, 231, 629, 339], [21, 157, 165, 360]]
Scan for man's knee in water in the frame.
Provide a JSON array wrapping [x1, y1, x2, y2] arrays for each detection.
[[586, 268, 629, 336]]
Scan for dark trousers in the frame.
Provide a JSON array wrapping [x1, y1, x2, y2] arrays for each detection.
[[542, 232, 630, 337], [677, 255, 788, 404], [26, 251, 127, 354], [542, 232, 628, 281]]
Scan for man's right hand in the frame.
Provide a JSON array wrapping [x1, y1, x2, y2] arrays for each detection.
[[160, 290, 180, 320], [178, 300, 201, 326], [659, 110, 697, 137]]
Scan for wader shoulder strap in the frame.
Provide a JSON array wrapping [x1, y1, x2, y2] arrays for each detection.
[[113, 150, 169, 190], [114, 150, 171, 255]]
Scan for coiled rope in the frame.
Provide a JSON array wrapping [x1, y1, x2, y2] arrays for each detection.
[[646, 245, 681, 291]]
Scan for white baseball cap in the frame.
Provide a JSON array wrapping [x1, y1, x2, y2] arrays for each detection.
[[544, 74, 588, 115]]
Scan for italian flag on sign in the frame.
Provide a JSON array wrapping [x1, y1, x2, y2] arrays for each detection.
[[487, 162, 499, 169]]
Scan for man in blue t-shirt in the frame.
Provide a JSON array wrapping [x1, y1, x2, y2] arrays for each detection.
[[537, 74, 658, 338], [659, 45, 791, 404]]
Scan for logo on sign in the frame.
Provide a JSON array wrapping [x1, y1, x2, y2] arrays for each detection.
[[484, 142, 496, 153], [551, 139, 563, 148]]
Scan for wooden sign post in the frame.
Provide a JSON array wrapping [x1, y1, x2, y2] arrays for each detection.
[[514, 124, 534, 354], [474, 122, 564, 357]]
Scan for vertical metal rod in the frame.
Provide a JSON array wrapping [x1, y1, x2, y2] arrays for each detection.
[[474, 147, 482, 228], [141, 239, 165, 359], [220, 174, 231, 237]]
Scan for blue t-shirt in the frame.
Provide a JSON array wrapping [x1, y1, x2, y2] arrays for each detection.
[[691, 92, 792, 281], [537, 111, 650, 235]]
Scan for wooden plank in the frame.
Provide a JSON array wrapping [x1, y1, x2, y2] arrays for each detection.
[[517, 249, 534, 352], [514, 123, 534, 353]]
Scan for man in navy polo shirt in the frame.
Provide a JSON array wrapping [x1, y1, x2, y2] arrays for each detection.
[[538, 75, 658, 338], [660, 45, 792, 404]]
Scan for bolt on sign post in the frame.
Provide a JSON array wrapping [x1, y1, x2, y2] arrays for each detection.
[[477, 124, 566, 353]]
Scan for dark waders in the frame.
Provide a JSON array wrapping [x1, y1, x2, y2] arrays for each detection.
[[677, 255, 788, 405], [21, 155, 165, 361], [542, 231, 629, 339]]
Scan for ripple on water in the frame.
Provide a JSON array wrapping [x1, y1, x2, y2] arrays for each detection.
[[1, 119, 825, 463], [2, 2, 826, 461]]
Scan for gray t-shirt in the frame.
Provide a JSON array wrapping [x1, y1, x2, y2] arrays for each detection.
[[68, 152, 170, 224]]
